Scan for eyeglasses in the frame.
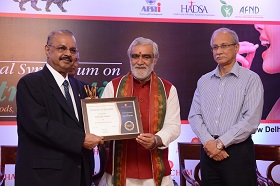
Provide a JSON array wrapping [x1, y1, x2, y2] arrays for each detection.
[[48, 45, 78, 55], [131, 54, 153, 61], [210, 43, 237, 52]]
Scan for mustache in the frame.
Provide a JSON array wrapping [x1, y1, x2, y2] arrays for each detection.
[[215, 55, 225, 59], [134, 64, 147, 68], [59, 56, 73, 62]]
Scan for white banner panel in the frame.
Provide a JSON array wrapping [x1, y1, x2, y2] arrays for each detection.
[[0, 0, 280, 23]]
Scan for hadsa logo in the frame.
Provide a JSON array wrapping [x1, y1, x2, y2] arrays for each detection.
[[180, 1, 208, 14]]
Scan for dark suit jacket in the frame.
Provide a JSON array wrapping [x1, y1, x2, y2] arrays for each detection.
[[15, 65, 93, 186]]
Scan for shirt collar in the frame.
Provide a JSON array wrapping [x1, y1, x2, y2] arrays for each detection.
[[46, 63, 69, 86], [132, 73, 151, 85], [211, 62, 240, 78]]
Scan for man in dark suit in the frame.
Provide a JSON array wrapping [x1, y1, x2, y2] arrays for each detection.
[[15, 30, 104, 186]]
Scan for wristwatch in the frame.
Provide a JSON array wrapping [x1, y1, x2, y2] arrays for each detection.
[[216, 139, 223, 150]]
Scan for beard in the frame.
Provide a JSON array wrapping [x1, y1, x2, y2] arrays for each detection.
[[131, 62, 154, 81]]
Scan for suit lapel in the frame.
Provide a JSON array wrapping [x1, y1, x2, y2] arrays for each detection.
[[69, 77, 84, 126], [42, 66, 82, 128]]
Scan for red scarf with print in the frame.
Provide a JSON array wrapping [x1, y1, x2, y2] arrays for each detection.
[[112, 71, 166, 186]]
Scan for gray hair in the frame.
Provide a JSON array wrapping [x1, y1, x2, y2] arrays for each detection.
[[210, 27, 239, 46], [47, 29, 76, 46], [127, 37, 159, 59]]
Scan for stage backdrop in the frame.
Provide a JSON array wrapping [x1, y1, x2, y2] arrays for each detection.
[[0, 0, 280, 185]]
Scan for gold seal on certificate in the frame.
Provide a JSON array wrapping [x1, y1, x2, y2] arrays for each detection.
[[124, 121, 135, 131], [81, 97, 143, 141]]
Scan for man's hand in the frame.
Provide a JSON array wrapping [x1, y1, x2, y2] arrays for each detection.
[[212, 150, 229, 161], [136, 133, 162, 150], [237, 41, 259, 69], [83, 133, 104, 150], [204, 139, 229, 161], [204, 140, 220, 158]]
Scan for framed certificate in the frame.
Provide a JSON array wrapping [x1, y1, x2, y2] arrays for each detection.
[[81, 97, 143, 141]]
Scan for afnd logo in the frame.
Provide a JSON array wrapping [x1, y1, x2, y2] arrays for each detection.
[[142, 1, 161, 13], [239, 6, 259, 14]]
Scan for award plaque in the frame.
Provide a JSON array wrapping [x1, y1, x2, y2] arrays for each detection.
[[81, 97, 143, 140]]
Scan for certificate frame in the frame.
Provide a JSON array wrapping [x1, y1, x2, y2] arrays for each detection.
[[81, 97, 143, 141]]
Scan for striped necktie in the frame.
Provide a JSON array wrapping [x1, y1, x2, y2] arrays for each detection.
[[62, 80, 75, 112]]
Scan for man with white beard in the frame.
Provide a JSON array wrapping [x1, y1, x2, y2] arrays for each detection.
[[99, 37, 181, 186]]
